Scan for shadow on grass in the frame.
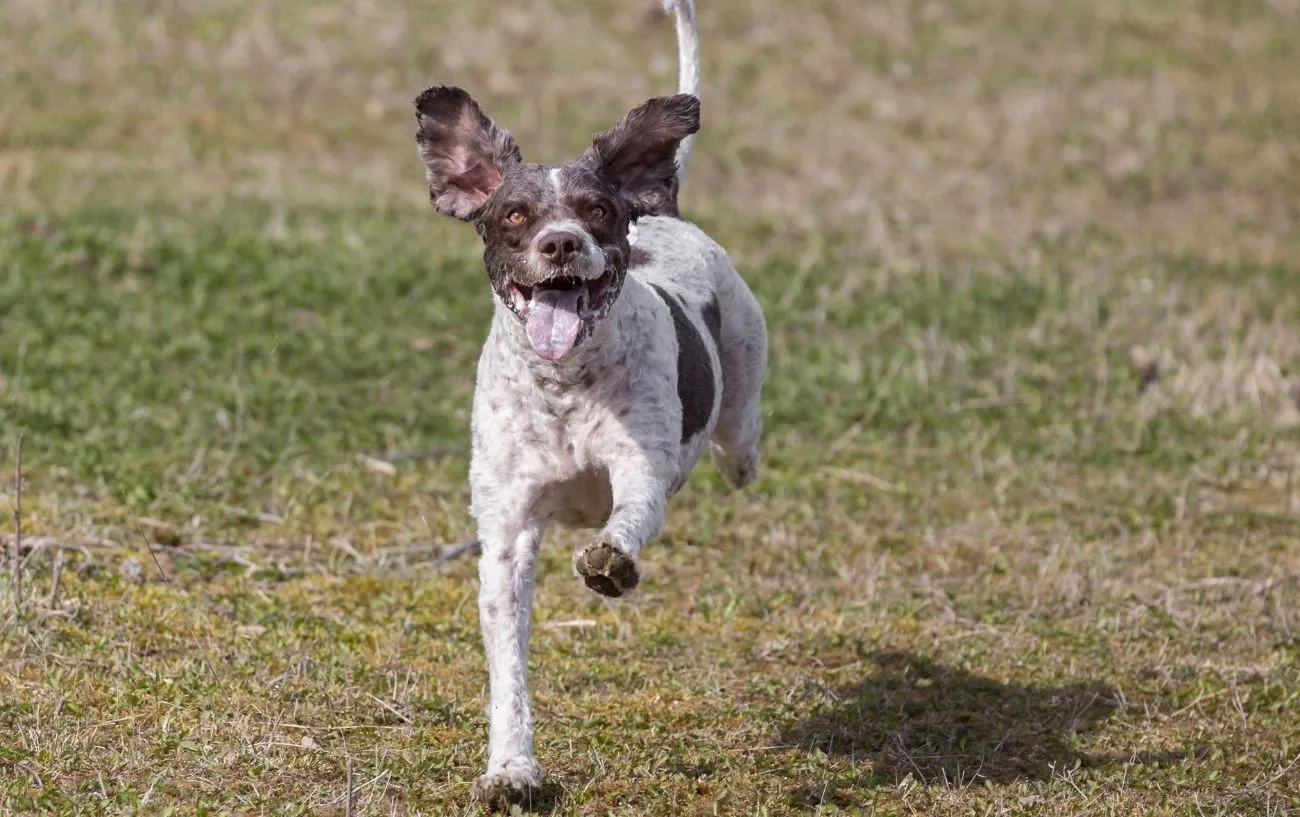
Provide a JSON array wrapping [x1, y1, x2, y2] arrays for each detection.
[[780, 651, 1125, 791], [516, 786, 566, 816]]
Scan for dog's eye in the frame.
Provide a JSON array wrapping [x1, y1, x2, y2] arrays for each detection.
[[587, 204, 607, 221], [506, 209, 527, 226]]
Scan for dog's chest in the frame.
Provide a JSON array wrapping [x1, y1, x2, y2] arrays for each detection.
[[487, 381, 618, 527], [481, 366, 609, 467]]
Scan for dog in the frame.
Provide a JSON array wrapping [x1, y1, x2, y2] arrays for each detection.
[[411, 0, 766, 807]]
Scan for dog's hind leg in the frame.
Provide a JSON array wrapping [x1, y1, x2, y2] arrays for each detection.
[[711, 277, 767, 489], [471, 516, 547, 810]]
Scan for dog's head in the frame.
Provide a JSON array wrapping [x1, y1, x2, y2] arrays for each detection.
[[414, 86, 700, 361]]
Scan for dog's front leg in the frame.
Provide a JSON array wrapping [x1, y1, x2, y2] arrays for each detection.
[[471, 517, 546, 809], [574, 452, 674, 597]]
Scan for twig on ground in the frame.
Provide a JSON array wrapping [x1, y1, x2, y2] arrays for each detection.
[[434, 538, 481, 567], [543, 619, 598, 630], [48, 549, 64, 610], [330, 537, 363, 561], [1230, 750, 1300, 798], [826, 466, 903, 493], [11, 434, 24, 619], [126, 509, 171, 585], [345, 757, 354, 817], [12, 536, 108, 556], [280, 722, 406, 732], [361, 456, 397, 476], [365, 692, 412, 724], [329, 768, 389, 808]]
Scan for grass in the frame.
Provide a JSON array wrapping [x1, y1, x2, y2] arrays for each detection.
[[2, 0, 1299, 813]]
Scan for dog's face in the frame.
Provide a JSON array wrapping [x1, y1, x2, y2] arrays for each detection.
[[414, 87, 700, 361]]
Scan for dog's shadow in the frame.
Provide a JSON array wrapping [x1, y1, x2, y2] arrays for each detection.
[[512, 787, 565, 816], [778, 650, 1132, 793]]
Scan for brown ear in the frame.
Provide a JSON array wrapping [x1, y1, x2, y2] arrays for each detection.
[[414, 86, 521, 220], [583, 94, 700, 217]]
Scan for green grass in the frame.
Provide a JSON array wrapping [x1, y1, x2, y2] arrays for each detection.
[[3, 0, 1300, 814]]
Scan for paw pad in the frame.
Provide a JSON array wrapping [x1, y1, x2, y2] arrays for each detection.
[[574, 539, 640, 597]]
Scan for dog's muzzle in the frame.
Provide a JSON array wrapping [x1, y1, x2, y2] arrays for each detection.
[[499, 228, 622, 361], [507, 269, 620, 361]]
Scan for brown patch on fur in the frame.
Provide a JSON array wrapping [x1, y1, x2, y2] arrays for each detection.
[[651, 284, 716, 443]]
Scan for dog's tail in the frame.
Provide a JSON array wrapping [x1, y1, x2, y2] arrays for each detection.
[[662, 0, 699, 185]]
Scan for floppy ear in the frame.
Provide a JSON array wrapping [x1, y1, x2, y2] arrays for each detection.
[[414, 86, 521, 220], [583, 94, 700, 217]]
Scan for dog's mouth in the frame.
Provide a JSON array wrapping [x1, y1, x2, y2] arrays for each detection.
[[507, 270, 619, 361]]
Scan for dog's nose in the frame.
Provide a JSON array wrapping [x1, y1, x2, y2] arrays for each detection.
[[538, 231, 583, 266]]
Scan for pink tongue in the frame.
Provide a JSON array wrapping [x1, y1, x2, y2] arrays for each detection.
[[526, 288, 584, 360]]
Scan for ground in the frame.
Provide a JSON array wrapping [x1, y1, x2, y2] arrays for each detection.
[[2, 0, 1299, 814]]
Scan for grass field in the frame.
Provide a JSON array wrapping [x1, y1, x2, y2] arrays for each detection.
[[3, 0, 1299, 813]]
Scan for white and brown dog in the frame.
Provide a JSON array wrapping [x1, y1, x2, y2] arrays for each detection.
[[411, 0, 766, 807]]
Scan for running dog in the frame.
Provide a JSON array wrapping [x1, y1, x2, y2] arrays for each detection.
[[411, 0, 766, 806]]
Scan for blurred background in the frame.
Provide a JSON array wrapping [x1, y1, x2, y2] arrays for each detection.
[[2, 1, 1298, 813], [7, 0, 1297, 260]]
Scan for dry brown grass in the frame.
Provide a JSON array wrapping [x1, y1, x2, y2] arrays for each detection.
[[4, 0, 1297, 253]]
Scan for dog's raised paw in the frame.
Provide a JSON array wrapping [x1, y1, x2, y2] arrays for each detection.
[[574, 538, 640, 597], [471, 762, 542, 811]]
